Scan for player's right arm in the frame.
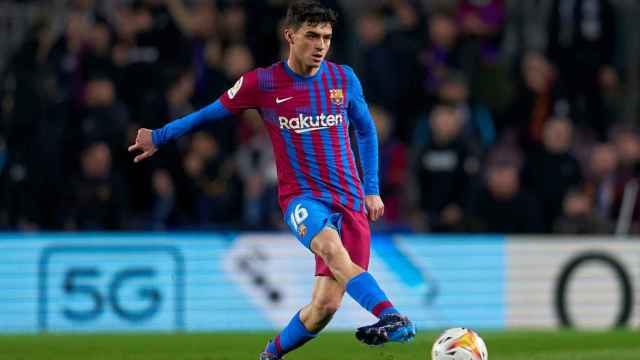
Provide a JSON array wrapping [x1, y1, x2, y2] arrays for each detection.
[[128, 72, 258, 163]]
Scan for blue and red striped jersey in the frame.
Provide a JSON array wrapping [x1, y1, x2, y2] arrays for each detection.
[[219, 60, 379, 212]]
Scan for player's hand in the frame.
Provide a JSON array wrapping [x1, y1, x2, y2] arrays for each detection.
[[365, 195, 384, 222], [128, 128, 158, 163]]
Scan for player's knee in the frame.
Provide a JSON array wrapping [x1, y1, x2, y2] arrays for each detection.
[[313, 237, 342, 263]]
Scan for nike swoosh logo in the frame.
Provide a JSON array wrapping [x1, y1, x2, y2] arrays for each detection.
[[294, 127, 329, 134], [276, 96, 294, 104]]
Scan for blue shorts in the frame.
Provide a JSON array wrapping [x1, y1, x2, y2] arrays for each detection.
[[284, 196, 372, 277], [284, 196, 342, 249]]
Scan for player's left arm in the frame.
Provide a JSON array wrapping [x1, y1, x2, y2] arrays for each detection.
[[129, 71, 257, 163], [344, 66, 383, 222]]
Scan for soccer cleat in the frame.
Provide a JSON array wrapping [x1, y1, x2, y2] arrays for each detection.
[[355, 313, 416, 346], [258, 351, 282, 360], [259, 341, 283, 360]]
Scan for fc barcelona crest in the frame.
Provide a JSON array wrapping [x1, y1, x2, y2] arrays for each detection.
[[298, 224, 307, 237], [329, 89, 343, 106]]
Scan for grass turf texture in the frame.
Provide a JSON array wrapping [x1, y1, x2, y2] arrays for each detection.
[[0, 330, 637, 360]]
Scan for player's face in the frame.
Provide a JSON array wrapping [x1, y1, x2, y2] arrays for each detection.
[[288, 22, 332, 69]]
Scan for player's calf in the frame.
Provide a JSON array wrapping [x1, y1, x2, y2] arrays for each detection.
[[311, 230, 404, 321], [301, 298, 340, 333]]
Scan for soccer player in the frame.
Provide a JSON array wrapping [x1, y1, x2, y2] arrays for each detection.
[[128, 1, 416, 358]]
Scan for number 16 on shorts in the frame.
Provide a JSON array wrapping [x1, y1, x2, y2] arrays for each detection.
[[285, 197, 337, 249], [290, 203, 309, 238]]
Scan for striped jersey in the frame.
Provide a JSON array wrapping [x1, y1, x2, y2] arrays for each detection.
[[219, 60, 379, 212]]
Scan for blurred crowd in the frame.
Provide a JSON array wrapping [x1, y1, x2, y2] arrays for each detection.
[[2, 0, 640, 234]]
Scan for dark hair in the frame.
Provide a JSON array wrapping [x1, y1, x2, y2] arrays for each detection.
[[285, 0, 337, 30]]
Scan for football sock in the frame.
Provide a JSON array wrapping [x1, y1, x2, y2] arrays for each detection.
[[266, 310, 317, 357], [346, 271, 399, 318]]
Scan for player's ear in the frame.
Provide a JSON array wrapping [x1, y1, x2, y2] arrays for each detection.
[[284, 28, 294, 44]]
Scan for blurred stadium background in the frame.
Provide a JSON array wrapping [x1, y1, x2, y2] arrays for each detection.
[[1, 0, 639, 359]]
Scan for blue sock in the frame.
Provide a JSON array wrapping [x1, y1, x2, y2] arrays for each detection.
[[266, 311, 317, 357], [346, 272, 399, 318]]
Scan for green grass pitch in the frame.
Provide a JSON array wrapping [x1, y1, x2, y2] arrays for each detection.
[[0, 330, 638, 359]]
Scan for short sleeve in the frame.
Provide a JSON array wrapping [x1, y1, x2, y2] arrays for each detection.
[[218, 70, 260, 114]]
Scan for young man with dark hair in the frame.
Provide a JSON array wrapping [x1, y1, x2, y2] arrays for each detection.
[[128, 1, 415, 358]]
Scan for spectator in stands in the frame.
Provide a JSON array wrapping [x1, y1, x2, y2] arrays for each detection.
[[132, 0, 191, 67], [220, 2, 248, 44], [75, 75, 129, 156], [356, 4, 425, 139], [242, 1, 288, 66], [137, 68, 195, 133], [150, 168, 176, 230], [47, 11, 90, 104], [456, 0, 506, 63], [455, 0, 507, 109], [554, 188, 612, 234], [165, 0, 218, 40], [180, 132, 242, 227], [65, 142, 127, 230], [1, 0, 636, 233], [164, 0, 220, 109], [370, 105, 408, 228], [218, 44, 254, 153], [502, 52, 568, 144], [521, 117, 583, 232], [414, 71, 495, 159], [547, 0, 618, 139], [415, 105, 472, 232], [222, 44, 255, 82], [235, 111, 279, 229], [192, 38, 228, 108], [421, 12, 462, 96], [470, 160, 543, 233], [125, 68, 193, 222], [612, 127, 640, 178], [2, 19, 68, 230], [355, 9, 401, 115], [584, 143, 618, 220], [84, 18, 117, 81], [502, 0, 553, 63], [610, 128, 640, 225], [386, 0, 427, 139], [111, 0, 190, 122]]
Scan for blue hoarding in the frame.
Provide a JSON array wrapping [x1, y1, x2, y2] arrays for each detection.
[[0, 233, 505, 333], [374, 235, 505, 329]]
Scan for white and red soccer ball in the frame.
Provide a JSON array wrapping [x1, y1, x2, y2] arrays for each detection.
[[432, 327, 488, 360]]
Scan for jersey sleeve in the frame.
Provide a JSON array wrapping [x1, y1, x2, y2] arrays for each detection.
[[152, 100, 232, 146], [344, 65, 380, 196], [151, 70, 260, 147], [218, 70, 261, 114]]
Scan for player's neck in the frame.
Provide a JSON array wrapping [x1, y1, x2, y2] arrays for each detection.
[[287, 57, 321, 77]]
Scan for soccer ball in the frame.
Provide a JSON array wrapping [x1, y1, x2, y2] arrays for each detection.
[[431, 327, 488, 360]]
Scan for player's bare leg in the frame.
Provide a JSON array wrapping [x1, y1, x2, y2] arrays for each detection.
[[310, 228, 364, 286], [260, 268, 345, 359], [299, 276, 345, 332], [260, 272, 343, 359], [310, 228, 416, 346]]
